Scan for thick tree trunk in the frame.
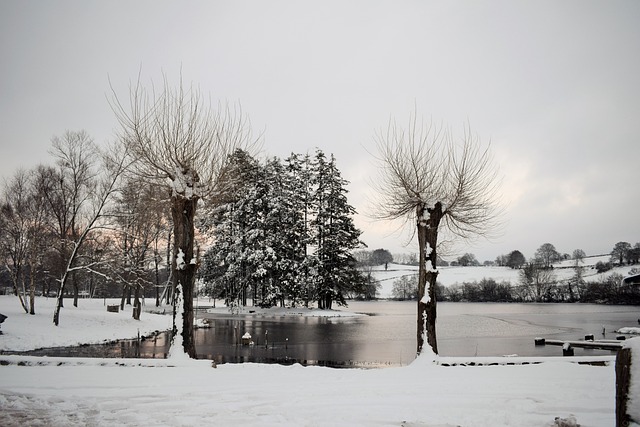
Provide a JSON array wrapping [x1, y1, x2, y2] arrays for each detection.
[[416, 202, 442, 355], [171, 195, 198, 358]]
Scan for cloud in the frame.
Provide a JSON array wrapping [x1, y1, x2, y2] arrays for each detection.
[[0, 0, 638, 262]]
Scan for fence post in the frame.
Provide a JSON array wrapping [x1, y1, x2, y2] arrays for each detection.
[[616, 338, 640, 427]]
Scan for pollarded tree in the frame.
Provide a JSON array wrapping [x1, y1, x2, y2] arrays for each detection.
[[111, 77, 254, 357], [372, 115, 502, 355]]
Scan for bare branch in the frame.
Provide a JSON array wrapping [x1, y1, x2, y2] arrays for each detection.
[[369, 109, 503, 355], [108, 75, 260, 202]]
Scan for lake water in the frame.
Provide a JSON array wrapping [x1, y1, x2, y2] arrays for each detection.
[[14, 302, 640, 367]]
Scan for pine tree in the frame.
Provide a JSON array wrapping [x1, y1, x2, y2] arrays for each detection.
[[311, 151, 364, 309], [201, 150, 261, 308], [202, 149, 363, 311], [259, 157, 304, 306], [285, 153, 315, 306]]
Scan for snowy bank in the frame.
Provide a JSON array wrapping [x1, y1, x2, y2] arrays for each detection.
[[0, 296, 172, 352], [618, 327, 640, 335], [206, 305, 366, 318]]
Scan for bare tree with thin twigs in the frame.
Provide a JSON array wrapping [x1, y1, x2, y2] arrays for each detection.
[[48, 135, 131, 326], [371, 113, 502, 355], [110, 75, 256, 357]]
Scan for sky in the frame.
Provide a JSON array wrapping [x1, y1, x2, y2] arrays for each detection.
[[1, 1, 639, 263]]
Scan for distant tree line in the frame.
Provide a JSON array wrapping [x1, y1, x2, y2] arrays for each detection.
[[390, 241, 640, 304], [391, 273, 640, 305]]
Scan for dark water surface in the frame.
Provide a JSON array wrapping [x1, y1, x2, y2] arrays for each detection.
[[11, 302, 640, 367]]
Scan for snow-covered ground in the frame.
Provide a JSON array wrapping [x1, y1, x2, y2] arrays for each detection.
[[0, 296, 173, 352], [0, 295, 638, 426]]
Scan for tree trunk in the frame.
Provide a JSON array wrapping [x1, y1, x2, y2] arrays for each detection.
[[155, 256, 160, 307], [120, 284, 127, 311], [29, 263, 36, 315], [14, 270, 29, 314], [171, 195, 198, 358], [133, 284, 141, 320], [416, 202, 442, 355], [53, 270, 70, 326], [72, 270, 79, 307]]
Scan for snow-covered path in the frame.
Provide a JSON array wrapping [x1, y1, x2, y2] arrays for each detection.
[[0, 355, 613, 426]]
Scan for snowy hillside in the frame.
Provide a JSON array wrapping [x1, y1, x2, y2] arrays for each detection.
[[372, 255, 637, 299]]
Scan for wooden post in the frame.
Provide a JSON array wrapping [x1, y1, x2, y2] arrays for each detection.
[[616, 347, 632, 427], [562, 343, 574, 356]]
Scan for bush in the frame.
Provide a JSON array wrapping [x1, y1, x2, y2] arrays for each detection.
[[595, 261, 612, 273]]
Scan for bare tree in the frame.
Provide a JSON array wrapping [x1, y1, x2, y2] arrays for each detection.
[[110, 75, 255, 357], [111, 179, 168, 319], [46, 133, 130, 326], [43, 131, 99, 309], [1, 167, 60, 315], [572, 248, 586, 262], [1, 170, 33, 313], [519, 262, 557, 302], [534, 243, 560, 269], [371, 114, 501, 355]]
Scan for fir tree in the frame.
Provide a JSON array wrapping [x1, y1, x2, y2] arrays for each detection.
[[311, 151, 364, 309]]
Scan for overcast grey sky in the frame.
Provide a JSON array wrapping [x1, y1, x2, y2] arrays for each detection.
[[1, 1, 638, 262]]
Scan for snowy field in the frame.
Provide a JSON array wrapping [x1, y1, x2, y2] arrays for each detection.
[[1, 296, 638, 426]]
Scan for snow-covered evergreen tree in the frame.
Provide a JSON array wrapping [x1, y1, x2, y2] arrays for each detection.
[[202, 149, 363, 310], [234, 156, 306, 307], [285, 153, 315, 306], [200, 150, 261, 308], [310, 151, 364, 309]]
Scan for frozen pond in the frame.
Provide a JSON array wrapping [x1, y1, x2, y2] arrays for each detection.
[[13, 301, 640, 367]]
